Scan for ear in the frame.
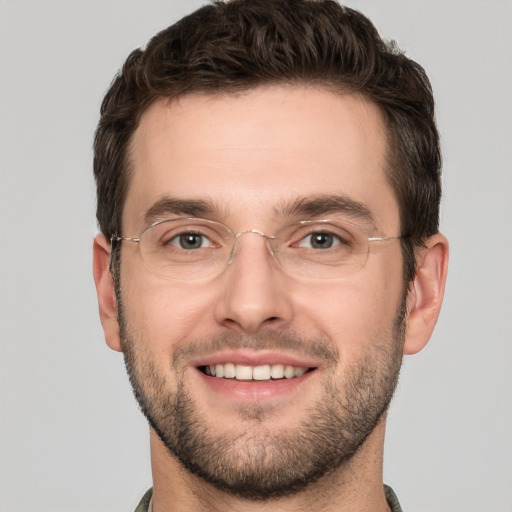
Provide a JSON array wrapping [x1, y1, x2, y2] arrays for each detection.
[[92, 234, 122, 352], [403, 233, 449, 355]]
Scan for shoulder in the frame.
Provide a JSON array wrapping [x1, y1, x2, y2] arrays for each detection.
[[134, 488, 153, 512], [384, 484, 403, 512]]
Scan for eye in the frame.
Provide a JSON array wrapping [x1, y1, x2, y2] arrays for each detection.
[[170, 232, 212, 250], [297, 231, 342, 249]]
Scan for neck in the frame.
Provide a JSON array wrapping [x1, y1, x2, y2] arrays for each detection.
[[149, 416, 391, 512]]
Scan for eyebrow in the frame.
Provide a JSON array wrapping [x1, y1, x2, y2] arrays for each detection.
[[143, 197, 220, 226], [277, 194, 376, 227], [143, 193, 376, 228]]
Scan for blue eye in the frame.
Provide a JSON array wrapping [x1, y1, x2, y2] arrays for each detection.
[[299, 232, 341, 249]]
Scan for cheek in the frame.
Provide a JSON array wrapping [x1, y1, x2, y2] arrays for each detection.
[[295, 284, 387, 339], [120, 262, 216, 356], [292, 259, 404, 357]]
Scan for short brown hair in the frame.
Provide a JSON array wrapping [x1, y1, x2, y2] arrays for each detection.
[[94, 0, 441, 282]]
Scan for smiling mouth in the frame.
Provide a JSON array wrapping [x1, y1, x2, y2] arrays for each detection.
[[200, 363, 314, 381]]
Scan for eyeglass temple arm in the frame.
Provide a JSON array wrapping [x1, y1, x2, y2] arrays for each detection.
[[108, 235, 140, 273]]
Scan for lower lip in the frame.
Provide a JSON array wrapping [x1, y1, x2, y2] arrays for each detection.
[[194, 368, 316, 402]]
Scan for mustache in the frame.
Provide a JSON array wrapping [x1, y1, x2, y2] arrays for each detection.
[[173, 330, 339, 366]]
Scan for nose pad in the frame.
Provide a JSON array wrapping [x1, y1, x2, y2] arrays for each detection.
[[227, 229, 278, 267]]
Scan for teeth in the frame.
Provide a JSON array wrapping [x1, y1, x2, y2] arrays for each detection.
[[253, 365, 271, 381], [224, 363, 236, 378], [205, 363, 309, 381], [284, 365, 295, 379], [235, 365, 253, 380], [271, 364, 284, 379], [294, 367, 307, 377]]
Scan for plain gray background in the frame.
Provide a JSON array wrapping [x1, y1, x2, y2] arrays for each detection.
[[1, 1, 511, 511]]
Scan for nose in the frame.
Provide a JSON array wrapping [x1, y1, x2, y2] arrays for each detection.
[[213, 231, 293, 333]]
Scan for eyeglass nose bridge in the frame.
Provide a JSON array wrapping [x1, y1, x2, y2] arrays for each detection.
[[234, 228, 277, 239], [227, 228, 278, 266]]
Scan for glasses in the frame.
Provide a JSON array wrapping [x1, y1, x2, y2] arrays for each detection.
[[111, 217, 400, 281]]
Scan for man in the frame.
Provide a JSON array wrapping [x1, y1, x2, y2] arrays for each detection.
[[92, 1, 448, 510]]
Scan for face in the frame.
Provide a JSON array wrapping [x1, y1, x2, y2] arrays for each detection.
[[117, 86, 406, 498]]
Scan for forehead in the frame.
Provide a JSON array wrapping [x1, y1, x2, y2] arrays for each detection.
[[124, 86, 399, 233]]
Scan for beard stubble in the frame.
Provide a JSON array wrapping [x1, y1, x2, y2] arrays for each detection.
[[117, 289, 406, 501]]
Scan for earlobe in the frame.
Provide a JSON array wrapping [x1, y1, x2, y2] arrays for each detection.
[[92, 234, 122, 352], [403, 233, 449, 355]]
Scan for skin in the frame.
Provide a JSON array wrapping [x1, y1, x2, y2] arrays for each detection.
[[93, 86, 449, 512]]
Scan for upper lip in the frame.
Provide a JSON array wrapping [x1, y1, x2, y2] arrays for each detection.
[[189, 349, 321, 369]]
